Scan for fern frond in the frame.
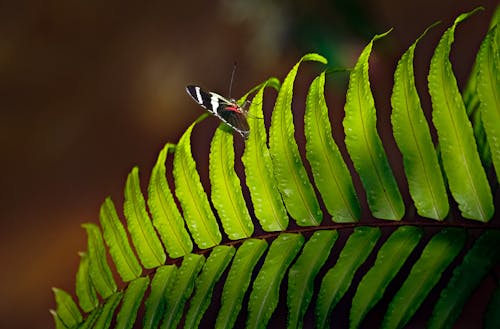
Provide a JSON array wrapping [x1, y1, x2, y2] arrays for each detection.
[[52, 7, 500, 329]]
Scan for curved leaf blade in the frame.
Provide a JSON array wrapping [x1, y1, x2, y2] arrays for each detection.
[[343, 30, 405, 220], [305, 71, 361, 222], [382, 228, 467, 329], [391, 24, 449, 220], [478, 25, 500, 184], [92, 291, 123, 329], [269, 53, 327, 226], [82, 223, 117, 299], [77, 306, 101, 329], [75, 251, 98, 313], [148, 143, 193, 258], [428, 8, 493, 221], [52, 287, 82, 328], [247, 233, 305, 329], [100, 197, 142, 281], [210, 126, 253, 239], [161, 253, 205, 329], [463, 16, 495, 168], [50, 309, 66, 329], [184, 245, 236, 329], [124, 167, 166, 268], [173, 119, 222, 248], [215, 238, 268, 329], [315, 226, 381, 328], [350, 226, 423, 328], [143, 265, 177, 329], [115, 277, 149, 329], [242, 78, 289, 231], [287, 230, 338, 329], [428, 230, 500, 329], [464, 4, 500, 113]]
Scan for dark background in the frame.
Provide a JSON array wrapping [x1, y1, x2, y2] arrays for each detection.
[[1, 1, 497, 328]]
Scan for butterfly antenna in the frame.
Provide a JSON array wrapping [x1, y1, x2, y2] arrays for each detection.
[[228, 61, 237, 98]]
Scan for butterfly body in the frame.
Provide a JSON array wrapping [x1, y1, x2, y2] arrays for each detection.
[[186, 85, 250, 139]]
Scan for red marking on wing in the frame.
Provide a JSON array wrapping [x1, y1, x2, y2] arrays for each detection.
[[225, 104, 243, 113]]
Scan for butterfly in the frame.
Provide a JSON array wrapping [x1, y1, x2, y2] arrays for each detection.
[[185, 85, 250, 139]]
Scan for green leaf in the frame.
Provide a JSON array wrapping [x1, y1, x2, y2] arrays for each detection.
[[99, 197, 142, 281], [92, 292, 123, 329], [161, 253, 205, 329], [486, 283, 500, 329], [343, 30, 405, 220], [477, 26, 500, 184], [428, 8, 493, 221], [428, 230, 500, 329], [462, 7, 499, 111], [82, 223, 117, 298], [50, 309, 67, 329], [391, 24, 449, 220], [383, 228, 467, 329], [287, 230, 338, 329], [247, 233, 305, 329], [75, 251, 98, 313], [315, 226, 381, 328], [52, 287, 82, 328], [462, 10, 494, 169], [269, 53, 327, 226], [173, 119, 222, 248], [184, 245, 236, 329], [143, 265, 177, 329], [242, 78, 289, 231], [350, 226, 423, 328], [124, 167, 166, 268], [471, 108, 493, 170], [148, 143, 193, 258], [305, 71, 361, 222], [115, 277, 149, 329], [209, 125, 253, 239], [215, 239, 268, 329], [76, 307, 101, 329]]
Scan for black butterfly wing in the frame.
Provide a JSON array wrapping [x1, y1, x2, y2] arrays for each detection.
[[217, 106, 250, 139], [186, 85, 250, 138], [186, 85, 215, 114]]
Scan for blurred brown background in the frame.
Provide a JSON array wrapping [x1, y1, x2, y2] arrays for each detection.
[[0, 1, 497, 328]]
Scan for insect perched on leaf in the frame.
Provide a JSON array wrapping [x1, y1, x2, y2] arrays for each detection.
[[186, 65, 250, 139]]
